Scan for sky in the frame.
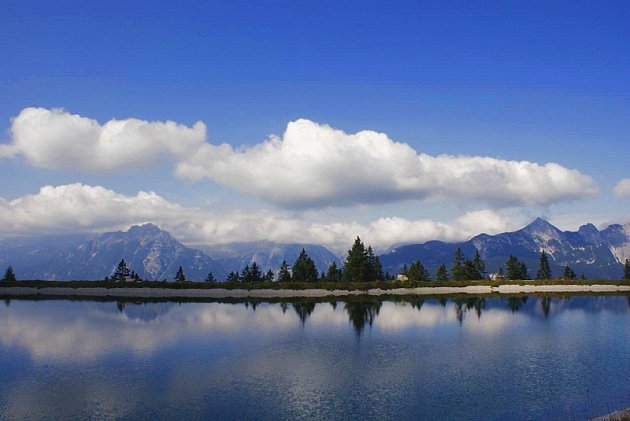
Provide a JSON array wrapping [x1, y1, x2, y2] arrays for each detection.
[[0, 0, 629, 253]]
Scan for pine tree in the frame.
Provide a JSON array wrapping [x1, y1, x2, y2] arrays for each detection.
[[264, 269, 274, 282], [408, 260, 431, 282], [112, 259, 131, 282], [472, 250, 486, 277], [518, 262, 529, 280], [463, 259, 482, 280], [343, 237, 369, 282], [506, 255, 524, 280], [205, 272, 216, 283], [226, 271, 240, 283], [175, 265, 186, 282], [2, 266, 16, 282], [563, 265, 576, 280], [435, 264, 449, 281], [536, 250, 552, 279], [278, 260, 292, 283], [451, 248, 466, 281], [250, 262, 262, 283], [292, 249, 318, 283], [624, 259, 630, 281], [325, 262, 342, 283]]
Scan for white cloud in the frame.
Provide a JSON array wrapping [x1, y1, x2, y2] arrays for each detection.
[[3, 108, 598, 209], [613, 178, 630, 198], [0, 184, 520, 252], [5, 107, 206, 171], [175, 118, 598, 208]]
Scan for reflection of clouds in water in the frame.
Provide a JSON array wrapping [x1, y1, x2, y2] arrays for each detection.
[[0, 302, 299, 362], [308, 303, 348, 328], [375, 301, 524, 336]]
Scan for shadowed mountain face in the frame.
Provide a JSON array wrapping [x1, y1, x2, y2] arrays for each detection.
[[380, 218, 630, 279], [0, 224, 227, 281]]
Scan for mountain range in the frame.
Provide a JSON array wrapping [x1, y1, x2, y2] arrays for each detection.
[[0, 218, 628, 281], [380, 218, 630, 279]]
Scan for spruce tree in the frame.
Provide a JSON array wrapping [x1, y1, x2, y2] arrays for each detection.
[[506, 255, 522, 280], [451, 248, 466, 281], [408, 260, 431, 282], [536, 250, 552, 280], [278, 260, 292, 283], [518, 262, 529, 280], [435, 264, 449, 281], [463, 259, 482, 280], [343, 237, 368, 282], [624, 259, 630, 281], [292, 249, 318, 282], [563, 265, 576, 280], [264, 269, 274, 282], [325, 262, 342, 283], [112, 259, 131, 282], [496, 266, 505, 280], [472, 250, 486, 277], [175, 266, 186, 282], [2, 266, 16, 282], [226, 271, 240, 283], [250, 262, 262, 283], [205, 272, 216, 283]]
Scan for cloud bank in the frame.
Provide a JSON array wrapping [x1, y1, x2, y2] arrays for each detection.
[[0, 184, 520, 252], [613, 178, 630, 198], [2, 108, 598, 209]]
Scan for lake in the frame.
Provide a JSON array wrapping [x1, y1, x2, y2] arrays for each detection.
[[1, 295, 629, 420]]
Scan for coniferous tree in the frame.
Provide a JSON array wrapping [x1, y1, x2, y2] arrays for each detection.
[[401, 264, 409, 276], [240, 264, 252, 283], [175, 266, 186, 282], [2, 266, 16, 282], [624, 259, 630, 281], [205, 272, 216, 283], [264, 269, 275, 283], [506, 255, 525, 280], [563, 265, 576, 280], [518, 262, 529, 280], [536, 250, 552, 280], [112, 259, 131, 282], [133, 272, 141, 281], [278, 260, 292, 283], [226, 271, 240, 283], [250, 262, 262, 283], [496, 266, 505, 280], [325, 262, 343, 283], [408, 260, 431, 282], [292, 249, 318, 282], [435, 264, 449, 281], [343, 237, 369, 282], [451, 248, 466, 281], [472, 250, 486, 277], [463, 259, 482, 280]]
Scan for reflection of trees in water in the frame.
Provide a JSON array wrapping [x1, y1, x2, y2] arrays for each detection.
[[293, 302, 316, 325], [344, 300, 382, 334], [330, 301, 337, 310], [280, 302, 289, 314], [453, 297, 486, 323], [3, 298, 11, 307], [508, 296, 528, 313], [540, 296, 551, 318]]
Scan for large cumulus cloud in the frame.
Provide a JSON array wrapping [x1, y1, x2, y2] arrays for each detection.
[[176, 119, 598, 208], [1, 108, 598, 209], [0, 184, 519, 252]]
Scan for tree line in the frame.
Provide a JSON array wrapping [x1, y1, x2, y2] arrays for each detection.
[[3, 246, 630, 283]]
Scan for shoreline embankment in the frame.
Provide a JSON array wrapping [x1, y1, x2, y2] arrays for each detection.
[[2, 284, 630, 299]]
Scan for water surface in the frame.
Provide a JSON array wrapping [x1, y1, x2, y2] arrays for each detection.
[[1, 295, 629, 420]]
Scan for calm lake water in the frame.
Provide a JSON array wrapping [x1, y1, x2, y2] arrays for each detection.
[[1, 295, 629, 420]]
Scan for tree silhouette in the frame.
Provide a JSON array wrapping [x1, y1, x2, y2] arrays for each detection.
[[536, 251, 552, 279], [112, 259, 130, 282], [2, 266, 16, 282], [175, 266, 186, 282]]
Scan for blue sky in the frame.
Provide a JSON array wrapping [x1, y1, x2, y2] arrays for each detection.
[[0, 1, 628, 251]]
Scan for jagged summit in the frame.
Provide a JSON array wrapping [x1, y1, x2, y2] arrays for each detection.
[[126, 223, 164, 236]]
